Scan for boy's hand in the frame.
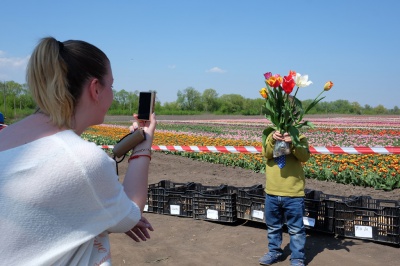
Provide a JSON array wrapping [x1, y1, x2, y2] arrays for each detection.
[[273, 131, 292, 143]]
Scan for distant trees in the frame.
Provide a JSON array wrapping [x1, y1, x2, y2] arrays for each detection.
[[176, 87, 202, 111], [109, 89, 140, 115], [1, 81, 399, 122], [158, 87, 400, 116], [202, 88, 219, 112], [1, 81, 36, 120]]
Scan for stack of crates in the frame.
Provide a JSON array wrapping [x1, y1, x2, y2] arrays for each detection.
[[236, 184, 265, 223], [334, 196, 400, 245], [304, 189, 355, 234], [145, 180, 202, 218], [192, 184, 241, 223], [145, 180, 400, 246], [145, 180, 260, 223]]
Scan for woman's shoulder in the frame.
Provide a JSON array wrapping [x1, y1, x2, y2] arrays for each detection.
[[56, 130, 109, 159], [55, 131, 117, 178]]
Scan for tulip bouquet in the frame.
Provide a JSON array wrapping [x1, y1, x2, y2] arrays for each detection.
[[259, 70, 333, 155]]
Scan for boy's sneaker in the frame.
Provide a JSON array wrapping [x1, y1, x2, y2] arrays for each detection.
[[290, 259, 305, 266], [259, 253, 282, 265]]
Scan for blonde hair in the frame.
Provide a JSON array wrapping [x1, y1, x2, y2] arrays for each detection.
[[27, 37, 109, 128]]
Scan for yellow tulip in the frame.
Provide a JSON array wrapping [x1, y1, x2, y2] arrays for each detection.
[[259, 88, 268, 99]]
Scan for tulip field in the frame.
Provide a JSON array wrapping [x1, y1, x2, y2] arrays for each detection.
[[82, 116, 400, 191]]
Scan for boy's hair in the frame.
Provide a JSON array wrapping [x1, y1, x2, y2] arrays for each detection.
[[26, 37, 109, 128]]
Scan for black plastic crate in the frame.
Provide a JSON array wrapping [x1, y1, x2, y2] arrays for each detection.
[[236, 184, 265, 223], [304, 190, 353, 234], [145, 180, 201, 217], [193, 185, 240, 223], [335, 196, 400, 245]]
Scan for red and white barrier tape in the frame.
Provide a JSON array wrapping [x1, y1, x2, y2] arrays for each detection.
[[309, 146, 400, 154], [151, 145, 262, 153], [99, 145, 400, 154]]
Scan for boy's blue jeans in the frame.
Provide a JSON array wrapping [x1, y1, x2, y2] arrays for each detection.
[[264, 194, 306, 261]]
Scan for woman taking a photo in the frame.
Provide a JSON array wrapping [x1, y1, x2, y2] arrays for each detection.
[[0, 37, 155, 265]]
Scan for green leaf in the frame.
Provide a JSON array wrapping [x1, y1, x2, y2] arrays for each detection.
[[295, 121, 315, 130], [262, 127, 275, 150], [288, 126, 302, 147], [305, 121, 315, 128], [304, 96, 326, 114]]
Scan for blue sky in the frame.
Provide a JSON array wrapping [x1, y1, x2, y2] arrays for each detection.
[[1, 0, 399, 108]]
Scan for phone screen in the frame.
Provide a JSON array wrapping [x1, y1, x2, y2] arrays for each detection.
[[138, 92, 154, 120]]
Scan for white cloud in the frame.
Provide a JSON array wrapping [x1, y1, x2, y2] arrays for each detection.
[[206, 67, 227, 73], [0, 52, 30, 82], [168, 64, 176, 69]]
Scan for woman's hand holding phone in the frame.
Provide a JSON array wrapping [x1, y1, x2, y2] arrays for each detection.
[[130, 113, 156, 151]]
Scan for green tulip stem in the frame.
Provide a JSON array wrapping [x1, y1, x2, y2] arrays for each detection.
[[313, 90, 325, 103], [290, 86, 300, 111]]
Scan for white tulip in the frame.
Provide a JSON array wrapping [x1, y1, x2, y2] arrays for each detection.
[[295, 73, 313, 88]]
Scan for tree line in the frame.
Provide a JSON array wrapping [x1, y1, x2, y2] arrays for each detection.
[[1, 81, 399, 123]]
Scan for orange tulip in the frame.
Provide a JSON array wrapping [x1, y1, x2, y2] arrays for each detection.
[[324, 81, 334, 91], [266, 76, 282, 87]]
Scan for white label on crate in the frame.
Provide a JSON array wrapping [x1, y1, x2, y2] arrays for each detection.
[[354, 225, 373, 238], [303, 217, 315, 227], [252, 210, 264, 220], [144, 204, 148, 212], [170, 205, 180, 215], [207, 209, 219, 220]]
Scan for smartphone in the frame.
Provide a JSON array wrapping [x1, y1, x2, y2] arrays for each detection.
[[137, 92, 156, 120]]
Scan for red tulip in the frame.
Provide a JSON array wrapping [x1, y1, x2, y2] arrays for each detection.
[[282, 75, 296, 94]]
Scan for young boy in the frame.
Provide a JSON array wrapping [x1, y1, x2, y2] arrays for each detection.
[[259, 130, 310, 266]]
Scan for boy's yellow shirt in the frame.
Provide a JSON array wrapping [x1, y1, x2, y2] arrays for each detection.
[[262, 133, 310, 197]]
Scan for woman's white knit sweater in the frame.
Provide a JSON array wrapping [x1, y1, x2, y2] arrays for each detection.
[[0, 130, 141, 265]]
